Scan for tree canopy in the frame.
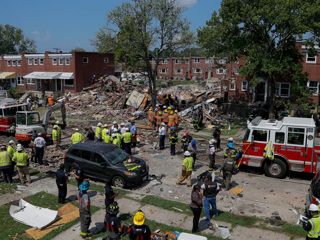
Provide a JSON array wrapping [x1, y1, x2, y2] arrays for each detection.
[[0, 24, 36, 54], [92, 0, 194, 107], [197, 0, 320, 116], [69, 47, 86, 53]]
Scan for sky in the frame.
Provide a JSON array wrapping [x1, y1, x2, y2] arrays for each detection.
[[0, 0, 222, 53]]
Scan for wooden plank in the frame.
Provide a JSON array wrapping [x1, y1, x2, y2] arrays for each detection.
[[139, 94, 149, 110]]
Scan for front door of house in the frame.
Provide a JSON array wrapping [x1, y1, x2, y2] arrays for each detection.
[[56, 79, 62, 92], [36, 79, 41, 90]]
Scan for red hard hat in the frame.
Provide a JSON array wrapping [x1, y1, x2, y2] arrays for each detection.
[[185, 131, 188, 135]]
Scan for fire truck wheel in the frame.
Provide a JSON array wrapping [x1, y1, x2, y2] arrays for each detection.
[[264, 158, 287, 179]]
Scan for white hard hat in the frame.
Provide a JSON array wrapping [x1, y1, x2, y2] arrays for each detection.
[[56, 121, 60, 124], [209, 139, 217, 144], [76, 128, 79, 132], [17, 143, 22, 148], [97, 122, 102, 127], [184, 151, 191, 156], [228, 137, 234, 142], [161, 122, 166, 125], [126, 127, 130, 131], [38, 132, 42, 136], [17, 146, 23, 151], [9, 140, 14, 144], [104, 124, 108, 127], [106, 129, 110, 133], [113, 121, 117, 125], [53, 125, 58, 129], [111, 133, 116, 138], [120, 122, 125, 126], [309, 204, 319, 212]]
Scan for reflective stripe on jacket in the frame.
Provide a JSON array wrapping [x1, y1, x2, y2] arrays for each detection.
[[104, 135, 113, 144], [52, 129, 58, 141], [122, 132, 132, 143], [95, 127, 102, 138], [308, 215, 320, 238], [71, 132, 84, 144], [168, 115, 175, 126], [13, 152, 29, 167], [182, 157, 194, 171]]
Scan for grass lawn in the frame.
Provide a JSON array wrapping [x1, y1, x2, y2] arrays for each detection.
[[0, 191, 100, 240], [0, 182, 17, 194]]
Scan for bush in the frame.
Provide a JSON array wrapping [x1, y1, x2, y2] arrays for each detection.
[[9, 87, 19, 99]]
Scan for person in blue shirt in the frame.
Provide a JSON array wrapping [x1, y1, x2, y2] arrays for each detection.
[[130, 120, 137, 148]]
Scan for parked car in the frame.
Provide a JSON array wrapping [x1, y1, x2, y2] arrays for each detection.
[[306, 171, 320, 216], [64, 141, 149, 188]]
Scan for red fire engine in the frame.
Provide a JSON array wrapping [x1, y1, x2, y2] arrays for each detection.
[[241, 116, 320, 178], [0, 98, 28, 133]]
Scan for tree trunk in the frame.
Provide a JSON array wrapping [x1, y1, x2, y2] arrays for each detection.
[[268, 78, 275, 119]]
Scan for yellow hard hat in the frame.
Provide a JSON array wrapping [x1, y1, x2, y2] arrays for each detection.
[[149, 107, 153, 111], [170, 111, 174, 115], [175, 110, 178, 113], [168, 107, 172, 110], [158, 111, 162, 115], [164, 109, 168, 113], [133, 210, 145, 226]]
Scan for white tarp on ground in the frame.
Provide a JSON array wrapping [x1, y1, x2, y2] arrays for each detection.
[[10, 199, 58, 229]]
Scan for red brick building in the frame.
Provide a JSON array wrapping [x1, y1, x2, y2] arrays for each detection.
[[0, 51, 114, 93]]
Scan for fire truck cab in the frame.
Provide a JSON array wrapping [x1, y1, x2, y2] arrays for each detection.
[[242, 116, 320, 178], [0, 98, 28, 133]]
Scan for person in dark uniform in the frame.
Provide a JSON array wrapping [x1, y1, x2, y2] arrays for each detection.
[[105, 202, 122, 240], [55, 164, 69, 203], [213, 127, 221, 151], [104, 181, 119, 210], [71, 162, 84, 189], [129, 210, 151, 240], [86, 127, 95, 141], [78, 181, 91, 239]]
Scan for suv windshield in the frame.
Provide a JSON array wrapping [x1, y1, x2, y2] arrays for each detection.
[[104, 148, 129, 164]]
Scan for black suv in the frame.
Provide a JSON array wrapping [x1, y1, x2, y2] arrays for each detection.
[[64, 141, 149, 188]]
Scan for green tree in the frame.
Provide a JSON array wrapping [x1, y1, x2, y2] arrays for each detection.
[[69, 47, 86, 53], [198, 0, 320, 117], [0, 24, 36, 54], [92, 0, 194, 107]]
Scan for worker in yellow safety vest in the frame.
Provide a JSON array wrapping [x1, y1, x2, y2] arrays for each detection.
[[52, 125, 59, 150], [122, 128, 132, 155], [104, 129, 113, 144], [70, 129, 84, 145], [176, 151, 194, 187], [303, 204, 320, 240], [7, 140, 15, 157], [112, 133, 121, 147], [96, 122, 103, 142], [12, 145, 31, 184], [102, 124, 108, 141], [0, 146, 13, 183]]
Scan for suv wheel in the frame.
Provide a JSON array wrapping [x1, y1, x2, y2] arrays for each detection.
[[113, 176, 126, 188]]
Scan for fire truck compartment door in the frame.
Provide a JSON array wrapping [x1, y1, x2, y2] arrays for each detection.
[[286, 127, 306, 172]]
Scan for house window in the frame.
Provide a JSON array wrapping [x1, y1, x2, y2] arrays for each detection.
[[59, 58, 64, 65], [241, 81, 248, 91], [17, 60, 21, 66], [205, 58, 209, 63], [306, 53, 317, 63], [17, 77, 24, 85], [219, 59, 226, 64], [276, 83, 290, 98], [216, 68, 225, 74], [27, 79, 35, 85], [175, 69, 183, 74], [308, 80, 319, 95], [52, 58, 57, 65], [194, 68, 202, 73], [229, 80, 236, 90], [159, 69, 168, 74], [194, 58, 200, 63], [7, 61, 11, 66], [104, 58, 109, 63], [235, 58, 239, 64], [175, 59, 181, 64], [12, 60, 16, 66], [65, 58, 70, 65], [28, 59, 32, 65], [161, 59, 168, 64], [34, 59, 38, 65], [83, 57, 88, 63], [185, 59, 189, 64], [39, 59, 44, 65], [233, 68, 239, 75], [64, 79, 74, 87]]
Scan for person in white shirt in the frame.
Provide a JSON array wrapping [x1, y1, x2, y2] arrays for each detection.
[[120, 123, 126, 135], [159, 122, 166, 150], [34, 133, 46, 165], [208, 139, 217, 171], [111, 121, 121, 135]]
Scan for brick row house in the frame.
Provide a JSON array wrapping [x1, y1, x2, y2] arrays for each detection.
[[0, 51, 115, 94], [153, 43, 320, 105]]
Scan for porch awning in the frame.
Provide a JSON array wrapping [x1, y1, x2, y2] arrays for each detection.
[[0, 72, 16, 79], [23, 72, 62, 79], [59, 72, 74, 79]]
